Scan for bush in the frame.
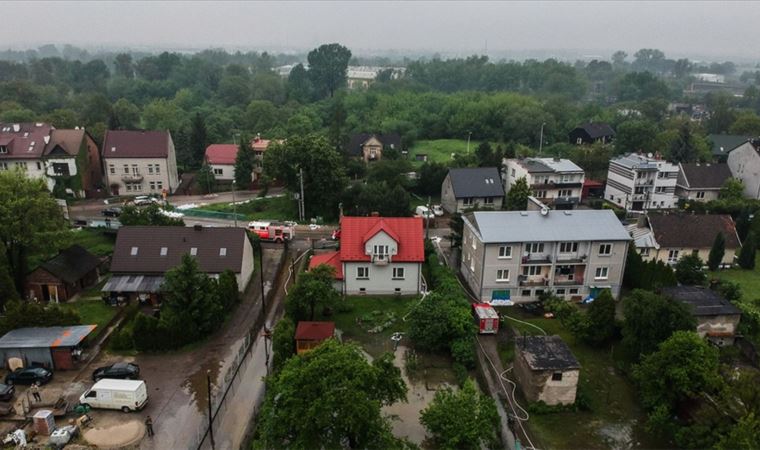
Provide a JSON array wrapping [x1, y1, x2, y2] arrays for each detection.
[[452, 363, 469, 387], [109, 326, 134, 351], [451, 336, 476, 369], [0, 300, 81, 336]]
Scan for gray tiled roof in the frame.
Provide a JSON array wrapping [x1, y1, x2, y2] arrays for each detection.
[[517, 335, 580, 370], [708, 134, 750, 157], [661, 286, 741, 317], [465, 209, 630, 243], [447, 167, 504, 198], [519, 158, 584, 173], [678, 163, 733, 189]]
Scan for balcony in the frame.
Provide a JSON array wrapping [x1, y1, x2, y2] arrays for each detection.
[[555, 254, 587, 264], [122, 173, 144, 182], [530, 181, 583, 189], [371, 254, 391, 265], [522, 255, 552, 265], [553, 196, 580, 206], [554, 277, 584, 286], [635, 178, 654, 186], [518, 275, 549, 287]]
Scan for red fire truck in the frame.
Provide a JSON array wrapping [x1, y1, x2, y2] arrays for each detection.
[[247, 221, 295, 243]]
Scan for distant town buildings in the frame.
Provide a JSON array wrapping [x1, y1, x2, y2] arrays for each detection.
[[568, 122, 615, 145]]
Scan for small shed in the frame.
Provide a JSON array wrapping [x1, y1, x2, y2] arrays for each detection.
[[295, 321, 335, 354], [25, 245, 101, 302], [473, 303, 499, 334], [513, 335, 581, 406], [662, 286, 742, 346], [0, 325, 97, 370]]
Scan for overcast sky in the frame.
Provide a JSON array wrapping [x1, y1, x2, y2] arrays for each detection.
[[3, 1, 760, 61]]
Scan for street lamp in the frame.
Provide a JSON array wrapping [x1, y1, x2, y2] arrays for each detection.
[[206, 370, 215, 450], [539, 123, 546, 155]]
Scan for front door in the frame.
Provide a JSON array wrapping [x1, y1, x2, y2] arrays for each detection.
[[48, 285, 59, 303], [41, 285, 50, 302]]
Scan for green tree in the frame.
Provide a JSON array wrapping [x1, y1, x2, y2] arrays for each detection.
[[307, 43, 352, 98], [253, 340, 406, 449], [0, 171, 68, 294], [720, 177, 744, 200], [674, 254, 706, 285], [716, 413, 760, 450], [708, 232, 726, 271], [739, 232, 757, 269], [585, 289, 617, 344], [420, 379, 499, 450], [118, 204, 185, 226], [160, 254, 225, 347], [0, 245, 19, 307], [670, 122, 698, 163], [622, 289, 695, 358], [633, 331, 721, 415], [271, 317, 296, 372], [505, 176, 531, 210], [408, 291, 473, 354], [113, 53, 134, 78], [0, 300, 80, 336], [217, 269, 239, 309], [615, 120, 657, 153], [111, 98, 140, 130], [285, 264, 340, 321], [286, 63, 313, 103], [416, 162, 448, 197], [234, 141, 255, 188], [196, 163, 216, 195], [729, 111, 760, 135], [475, 141, 501, 167], [263, 134, 348, 220], [188, 112, 208, 169]]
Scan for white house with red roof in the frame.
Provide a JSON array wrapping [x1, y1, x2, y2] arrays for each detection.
[[204, 144, 239, 182], [308, 216, 424, 295]]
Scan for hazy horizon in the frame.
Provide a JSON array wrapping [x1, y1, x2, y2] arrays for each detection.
[[2, 1, 760, 62]]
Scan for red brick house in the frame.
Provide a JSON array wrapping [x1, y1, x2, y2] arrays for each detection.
[[25, 245, 101, 302]]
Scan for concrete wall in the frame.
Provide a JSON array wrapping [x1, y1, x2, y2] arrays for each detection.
[[696, 314, 741, 346], [605, 160, 678, 210], [513, 349, 579, 405], [237, 235, 255, 292], [728, 142, 760, 199], [343, 262, 420, 295], [440, 174, 457, 213], [0, 159, 46, 178], [210, 163, 235, 181]]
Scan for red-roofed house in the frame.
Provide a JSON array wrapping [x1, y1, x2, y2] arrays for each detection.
[[308, 216, 424, 295], [102, 130, 179, 196], [295, 321, 335, 354], [205, 144, 241, 182]]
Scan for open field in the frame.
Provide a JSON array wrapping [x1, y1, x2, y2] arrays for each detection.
[[409, 139, 480, 166], [63, 299, 118, 331], [709, 254, 760, 296], [497, 306, 667, 449], [195, 195, 299, 222]]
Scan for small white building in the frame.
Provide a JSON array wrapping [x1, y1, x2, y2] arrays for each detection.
[[604, 153, 678, 211], [503, 157, 585, 209], [514, 335, 581, 406], [204, 144, 239, 182]]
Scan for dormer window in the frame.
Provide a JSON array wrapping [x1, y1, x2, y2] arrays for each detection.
[[219, 248, 227, 256], [160, 247, 168, 256], [130, 246, 139, 256], [190, 247, 198, 256]]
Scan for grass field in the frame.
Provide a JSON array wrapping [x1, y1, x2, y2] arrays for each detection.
[[709, 255, 760, 296], [497, 306, 666, 450], [64, 299, 118, 331], [196, 195, 299, 222], [409, 139, 480, 166], [69, 228, 116, 256]]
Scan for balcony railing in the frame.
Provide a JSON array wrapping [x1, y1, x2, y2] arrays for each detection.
[[519, 276, 549, 287], [556, 254, 587, 263], [371, 254, 391, 265], [522, 255, 552, 264], [554, 278, 584, 286], [122, 174, 144, 182]]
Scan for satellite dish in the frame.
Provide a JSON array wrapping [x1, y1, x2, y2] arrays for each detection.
[[647, 152, 653, 158], [540, 207, 549, 216]]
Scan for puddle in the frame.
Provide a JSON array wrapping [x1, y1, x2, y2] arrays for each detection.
[[183, 359, 223, 412], [598, 422, 634, 449]]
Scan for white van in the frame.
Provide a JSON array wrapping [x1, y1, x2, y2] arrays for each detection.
[[79, 379, 148, 413], [415, 206, 435, 220]]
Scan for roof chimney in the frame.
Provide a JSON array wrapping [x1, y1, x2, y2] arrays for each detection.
[[193, 224, 203, 231]]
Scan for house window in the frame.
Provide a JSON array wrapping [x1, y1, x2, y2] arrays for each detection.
[[0, 162, 7, 170], [36, 162, 42, 171], [160, 247, 168, 256], [190, 247, 197, 256], [668, 249, 680, 263], [696, 191, 705, 199], [533, 190, 547, 198], [555, 288, 566, 295], [569, 288, 579, 295], [511, 168, 516, 177], [123, 164, 129, 174], [576, 137, 583, 144], [156, 182, 163, 190], [219, 248, 227, 256], [559, 242, 578, 253], [559, 189, 572, 197], [213, 168, 223, 175], [496, 269, 510, 282], [561, 174, 573, 183], [149, 182, 156, 190], [598, 243, 612, 256], [148, 165, 154, 175], [521, 289, 532, 297], [498, 245, 512, 259], [484, 197, 494, 205], [154, 165, 160, 174], [462, 197, 474, 206], [130, 246, 138, 256], [523, 266, 542, 276], [357, 266, 369, 279], [655, 186, 665, 193], [639, 248, 650, 257], [373, 245, 389, 259], [595, 267, 609, 280], [109, 164, 115, 174], [552, 372, 563, 381], [526, 242, 544, 253], [16, 162, 26, 171], [392, 267, 405, 279], [131, 164, 139, 175], [0, 145, 6, 154]]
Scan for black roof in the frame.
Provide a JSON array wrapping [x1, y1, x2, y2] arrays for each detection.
[[517, 335, 580, 371], [661, 286, 741, 317], [346, 133, 402, 156], [39, 245, 100, 284], [573, 122, 615, 139], [708, 134, 750, 157], [677, 163, 733, 189], [446, 167, 504, 199]]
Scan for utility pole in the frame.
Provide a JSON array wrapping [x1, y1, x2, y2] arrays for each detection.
[[232, 180, 237, 228], [258, 243, 266, 320], [425, 196, 431, 239], [206, 370, 215, 450], [539, 122, 546, 155], [466, 131, 472, 153], [299, 167, 305, 222]]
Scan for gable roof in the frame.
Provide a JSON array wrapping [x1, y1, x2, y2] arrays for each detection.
[[708, 134, 750, 157], [346, 133, 402, 156], [295, 321, 335, 341], [44, 129, 86, 157], [647, 213, 740, 249], [447, 167, 504, 199], [363, 219, 401, 244], [308, 251, 343, 280], [0, 122, 54, 159], [110, 226, 248, 274], [205, 144, 238, 165], [661, 286, 741, 317], [516, 157, 584, 174], [518, 335, 580, 371], [573, 122, 615, 139], [465, 210, 630, 244], [38, 245, 101, 284], [339, 216, 424, 262], [677, 163, 732, 189], [103, 130, 170, 158]]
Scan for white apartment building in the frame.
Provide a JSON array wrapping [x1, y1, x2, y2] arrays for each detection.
[[605, 153, 678, 211], [503, 157, 585, 209], [102, 130, 179, 196]]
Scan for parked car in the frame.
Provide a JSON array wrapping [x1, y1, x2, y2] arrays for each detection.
[[432, 205, 444, 217], [0, 384, 15, 401], [92, 362, 140, 381], [414, 206, 435, 220], [132, 196, 158, 206], [101, 207, 122, 217], [5, 367, 52, 386]]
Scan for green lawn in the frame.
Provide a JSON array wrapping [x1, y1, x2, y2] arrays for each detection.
[[496, 306, 667, 449], [409, 139, 480, 166], [63, 299, 118, 331], [709, 254, 760, 296], [69, 228, 116, 256], [196, 195, 299, 222]]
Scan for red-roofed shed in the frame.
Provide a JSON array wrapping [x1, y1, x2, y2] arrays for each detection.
[[295, 321, 335, 354], [309, 251, 343, 279], [204, 144, 239, 165]]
